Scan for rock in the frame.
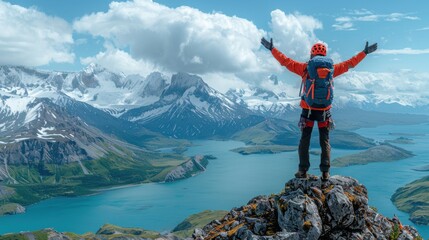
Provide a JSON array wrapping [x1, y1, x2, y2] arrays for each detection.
[[0, 185, 15, 200], [192, 228, 205, 239], [326, 185, 354, 227], [0, 203, 26, 215], [15, 204, 26, 214], [164, 155, 211, 182], [198, 175, 423, 240]]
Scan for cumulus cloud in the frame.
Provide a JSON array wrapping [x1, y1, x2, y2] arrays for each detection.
[[0, 1, 74, 66], [73, 1, 329, 91], [80, 47, 159, 76], [269, 10, 324, 61], [201, 72, 250, 93], [334, 70, 429, 106], [74, 0, 263, 76]]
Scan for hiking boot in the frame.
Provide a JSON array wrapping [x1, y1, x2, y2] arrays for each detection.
[[321, 171, 330, 181], [294, 170, 308, 179]]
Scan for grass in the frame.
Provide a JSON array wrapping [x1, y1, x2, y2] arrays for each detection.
[[172, 210, 229, 238], [96, 224, 161, 239], [0, 203, 23, 215], [392, 176, 429, 225], [2, 151, 183, 209], [0, 234, 28, 240], [0, 230, 48, 240], [332, 144, 413, 167]]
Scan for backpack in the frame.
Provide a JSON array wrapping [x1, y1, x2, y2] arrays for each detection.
[[300, 56, 334, 109]]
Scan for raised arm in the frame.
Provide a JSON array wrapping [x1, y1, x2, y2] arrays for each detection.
[[333, 42, 377, 77], [261, 37, 307, 77]]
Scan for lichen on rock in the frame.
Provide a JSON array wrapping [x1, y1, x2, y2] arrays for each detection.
[[195, 175, 422, 240]]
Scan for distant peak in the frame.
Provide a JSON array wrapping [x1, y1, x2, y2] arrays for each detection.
[[170, 72, 206, 89], [83, 63, 105, 74]]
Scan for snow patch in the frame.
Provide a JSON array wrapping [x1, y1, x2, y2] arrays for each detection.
[[189, 95, 210, 112], [129, 105, 171, 122], [14, 137, 30, 143], [4, 97, 34, 113], [24, 102, 43, 124], [37, 127, 67, 140]]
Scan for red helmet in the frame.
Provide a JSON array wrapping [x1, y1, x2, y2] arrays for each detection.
[[311, 43, 327, 56]]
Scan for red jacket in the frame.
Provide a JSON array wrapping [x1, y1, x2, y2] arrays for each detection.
[[271, 48, 367, 110]]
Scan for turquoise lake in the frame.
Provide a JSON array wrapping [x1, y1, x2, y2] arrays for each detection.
[[1, 123, 429, 238]]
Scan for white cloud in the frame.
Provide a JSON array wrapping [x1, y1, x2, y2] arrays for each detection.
[[334, 70, 429, 106], [73, 2, 329, 90], [201, 72, 250, 93], [80, 47, 159, 76], [355, 15, 379, 22], [74, 0, 263, 75], [376, 48, 429, 55], [335, 17, 352, 22], [0, 1, 74, 66], [269, 10, 324, 61], [333, 11, 419, 31], [416, 27, 429, 31], [332, 22, 356, 31], [351, 9, 373, 16]]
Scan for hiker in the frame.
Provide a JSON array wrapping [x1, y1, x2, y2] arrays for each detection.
[[260, 37, 377, 180]]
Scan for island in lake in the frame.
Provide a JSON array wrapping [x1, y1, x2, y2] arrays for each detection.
[[392, 176, 429, 225], [231, 145, 297, 155], [385, 137, 414, 144], [332, 144, 414, 167]]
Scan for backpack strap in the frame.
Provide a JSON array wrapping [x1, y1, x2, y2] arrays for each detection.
[[299, 69, 309, 97]]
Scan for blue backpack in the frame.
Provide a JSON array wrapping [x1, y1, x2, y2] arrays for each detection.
[[300, 56, 334, 109]]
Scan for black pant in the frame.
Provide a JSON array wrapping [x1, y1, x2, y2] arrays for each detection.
[[298, 109, 331, 172]]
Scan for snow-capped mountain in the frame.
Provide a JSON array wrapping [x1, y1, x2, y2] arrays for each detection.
[[0, 66, 265, 140], [1, 64, 427, 145], [225, 87, 300, 120], [0, 65, 170, 116], [0, 96, 152, 183], [121, 72, 264, 139]]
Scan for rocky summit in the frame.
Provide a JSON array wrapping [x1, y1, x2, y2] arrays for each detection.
[[194, 175, 421, 240]]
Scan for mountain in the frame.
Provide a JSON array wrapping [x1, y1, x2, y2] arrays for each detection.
[[225, 87, 299, 120], [0, 66, 187, 148], [224, 84, 429, 127], [0, 65, 172, 115], [0, 96, 163, 184], [121, 72, 264, 139], [0, 94, 188, 201]]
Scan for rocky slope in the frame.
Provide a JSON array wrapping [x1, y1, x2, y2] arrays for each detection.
[[194, 175, 421, 240], [164, 155, 213, 182], [392, 176, 429, 225], [121, 72, 264, 139]]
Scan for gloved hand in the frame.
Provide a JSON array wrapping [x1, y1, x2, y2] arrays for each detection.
[[261, 37, 273, 51], [363, 41, 377, 54]]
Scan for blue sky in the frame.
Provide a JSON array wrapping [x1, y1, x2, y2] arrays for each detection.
[[1, 0, 429, 104]]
